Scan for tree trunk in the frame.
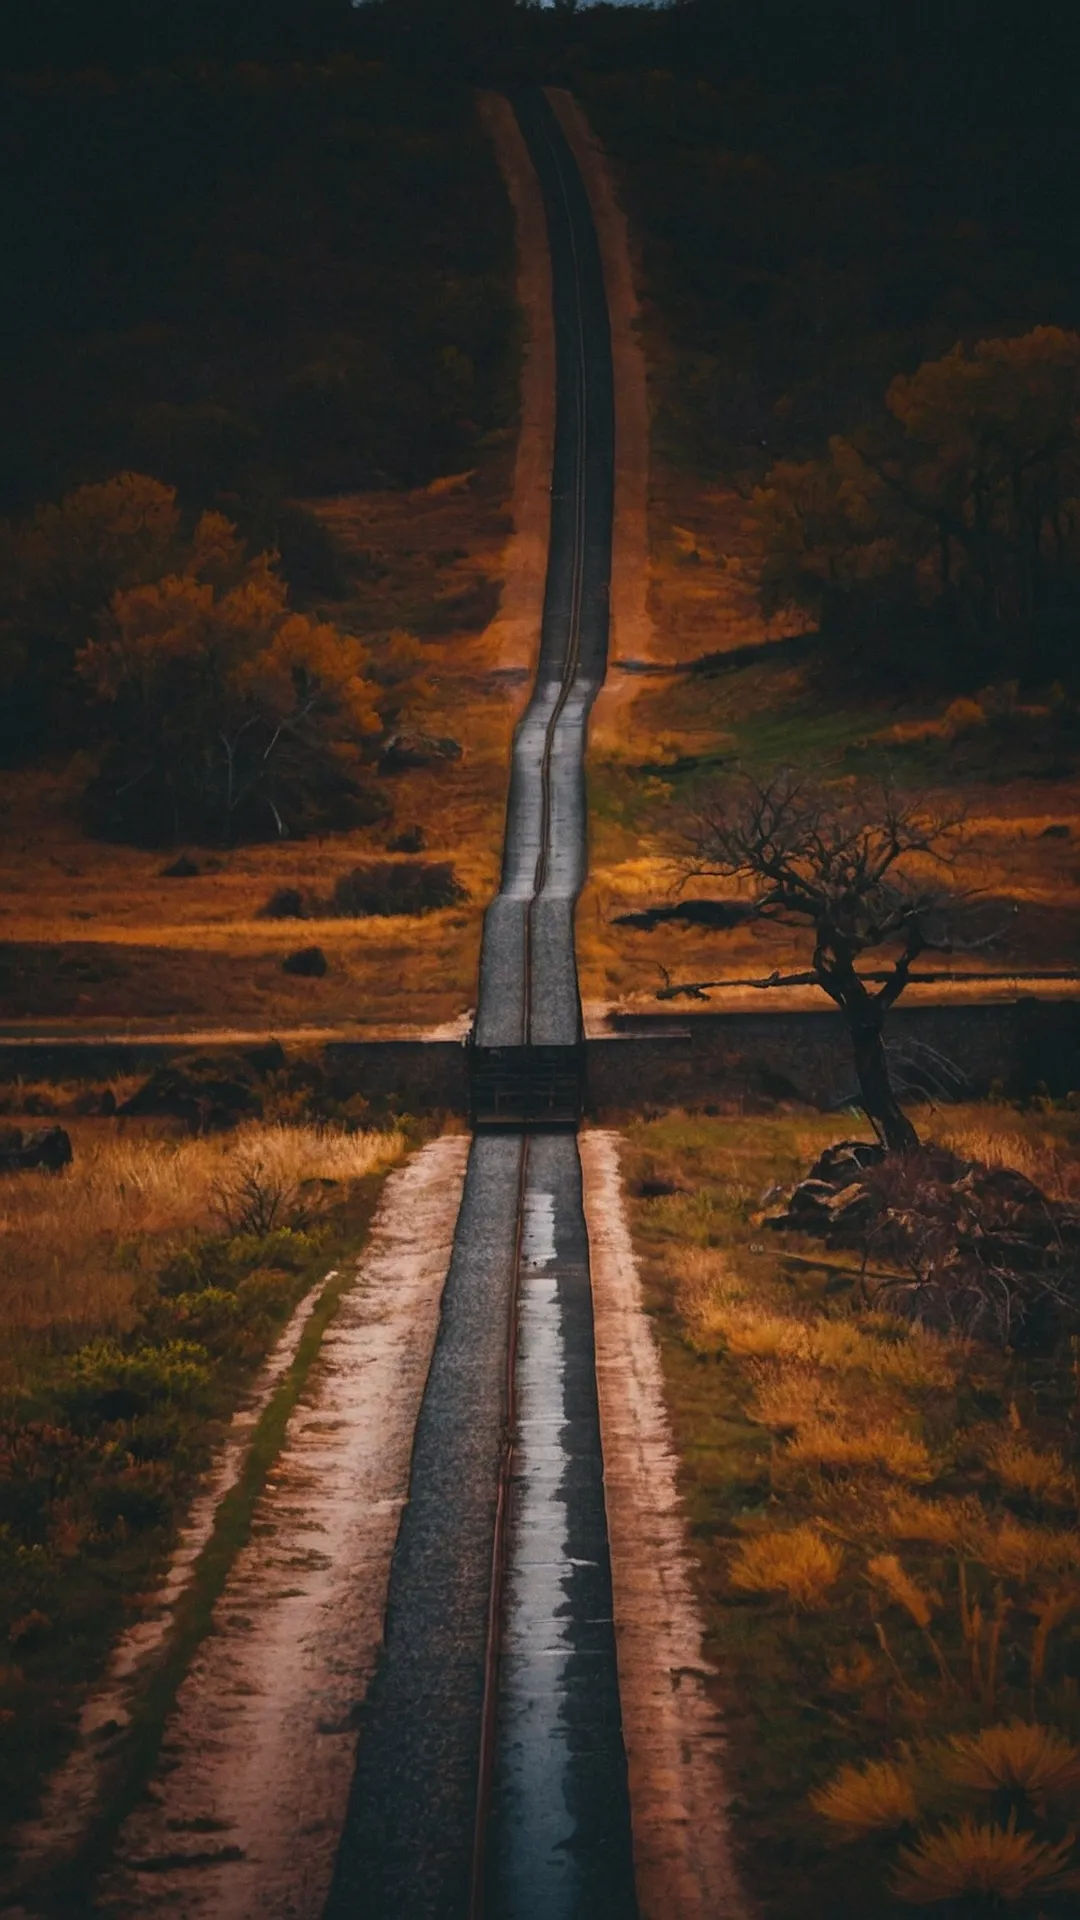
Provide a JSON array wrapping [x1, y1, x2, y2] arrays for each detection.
[[849, 1018, 919, 1153]]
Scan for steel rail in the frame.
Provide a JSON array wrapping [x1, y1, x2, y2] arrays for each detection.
[[520, 100, 591, 1045], [323, 90, 625, 1920], [467, 99, 596, 1914], [466, 1131, 529, 1920]]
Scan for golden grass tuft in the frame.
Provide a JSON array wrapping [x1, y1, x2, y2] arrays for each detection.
[[938, 1721, 1080, 1805], [747, 1359, 936, 1481], [935, 1124, 1080, 1204], [882, 1493, 985, 1551], [863, 1334, 959, 1394], [784, 1417, 935, 1483], [677, 1268, 959, 1390], [671, 1246, 747, 1347], [708, 1303, 810, 1362], [750, 1366, 847, 1432], [810, 1757, 919, 1840], [868, 1553, 939, 1630], [977, 1519, 1080, 1583], [882, 1493, 1080, 1583], [0, 1121, 404, 1338], [728, 1524, 844, 1609], [986, 1436, 1077, 1507], [891, 1817, 1080, 1906]]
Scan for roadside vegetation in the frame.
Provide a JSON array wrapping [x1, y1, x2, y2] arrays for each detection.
[[0, 50, 520, 1028], [0, 1074, 407, 1854], [574, 15, 1080, 1015], [620, 1100, 1080, 1918]]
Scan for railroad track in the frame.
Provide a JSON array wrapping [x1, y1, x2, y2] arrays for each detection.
[[324, 92, 635, 1920], [473, 86, 613, 1067]]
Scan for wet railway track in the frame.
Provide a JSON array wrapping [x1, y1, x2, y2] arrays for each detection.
[[324, 91, 635, 1920]]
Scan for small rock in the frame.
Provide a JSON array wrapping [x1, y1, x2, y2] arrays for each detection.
[[259, 887, 307, 920], [161, 855, 200, 878], [282, 946, 328, 978], [388, 825, 427, 853], [379, 730, 462, 772], [1040, 823, 1070, 839]]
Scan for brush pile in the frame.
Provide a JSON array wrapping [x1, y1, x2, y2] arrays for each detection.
[[767, 1140, 1080, 1347]]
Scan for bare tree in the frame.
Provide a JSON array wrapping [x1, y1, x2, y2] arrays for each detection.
[[666, 774, 988, 1152]]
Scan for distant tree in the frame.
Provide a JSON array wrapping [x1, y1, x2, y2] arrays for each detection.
[[77, 517, 384, 846], [663, 775, 980, 1153], [752, 327, 1080, 689], [0, 474, 184, 750]]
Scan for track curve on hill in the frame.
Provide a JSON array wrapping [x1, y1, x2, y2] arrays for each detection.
[[475, 88, 614, 1049], [324, 91, 635, 1920]]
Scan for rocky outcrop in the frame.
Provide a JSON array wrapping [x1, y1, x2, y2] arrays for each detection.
[[0, 1125, 73, 1173]]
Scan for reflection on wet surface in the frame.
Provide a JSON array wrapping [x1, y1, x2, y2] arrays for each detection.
[[488, 1133, 637, 1919]]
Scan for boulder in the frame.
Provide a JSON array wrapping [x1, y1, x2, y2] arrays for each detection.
[[258, 887, 308, 920], [119, 1058, 261, 1132], [160, 855, 200, 878], [282, 946, 328, 978], [379, 731, 462, 772], [0, 1125, 73, 1173]]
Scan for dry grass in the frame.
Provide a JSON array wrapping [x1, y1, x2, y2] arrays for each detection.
[[868, 1552, 939, 1630], [576, 453, 1080, 1016], [984, 1436, 1077, 1507], [621, 1106, 1080, 1915], [728, 1525, 844, 1610], [937, 1123, 1080, 1202], [642, 472, 805, 671], [883, 1495, 1080, 1583], [891, 1818, 1080, 1906], [0, 1120, 404, 1338], [941, 1722, 1080, 1803], [784, 1417, 936, 1483], [675, 1255, 959, 1391], [810, 1758, 919, 1839], [0, 462, 528, 1033]]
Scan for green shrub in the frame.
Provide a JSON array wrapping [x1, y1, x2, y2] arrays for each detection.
[[59, 1339, 212, 1420]]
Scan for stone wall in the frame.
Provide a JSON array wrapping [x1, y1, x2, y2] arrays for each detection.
[[2, 998, 1077, 1118], [585, 999, 1080, 1118]]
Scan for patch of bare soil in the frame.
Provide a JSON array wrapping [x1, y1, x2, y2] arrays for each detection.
[[646, 470, 806, 669], [92, 1135, 467, 1919], [546, 87, 654, 745], [580, 1130, 746, 1920], [478, 91, 554, 679]]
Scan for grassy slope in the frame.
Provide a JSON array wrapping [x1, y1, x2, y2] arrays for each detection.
[[0, 466, 524, 1031], [0, 1106, 407, 1858], [573, 62, 1080, 1013], [1, 61, 522, 1032], [618, 1104, 1080, 1918]]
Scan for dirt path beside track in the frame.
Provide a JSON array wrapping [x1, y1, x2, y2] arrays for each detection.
[[547, 86, 655, 734], [478, 91, 556, 679], [94, 1136, 467, 1920], [581, 1130, 746, 1920]]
